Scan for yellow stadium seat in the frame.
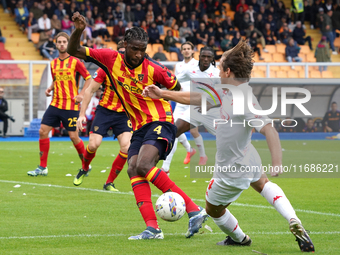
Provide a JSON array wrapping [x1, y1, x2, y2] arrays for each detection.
[[269, 70, 276, 78], [170, 52, 178, 61], [194, 51, 199, 60], [287, 70, 299, 78], [160, 35, 165, 41], [299, 45, 310, 54], [270, 65, 280, 71], [227, 12, 235, 20], [252, 70, 265, 78], [276, 70, 287, 78], [197, 44, 205, 52], [280, 65, 291, 71], [309, 71, 322, 78], [223, 3, 231, 11], [262, 53, 273, 62], [105, 42, 117, 50], [272, 53, 285, 62], [321, 71, 334, 78], [31, 33, 40, 44], [265, 45, 276, 54], [306, 53, 316, 62], [276, 44, 286, 54], [334, 37, 340, 48], [152, 43, 163, 52], [298, 53, 306, 62], [107, 26, 113, 36], [164, 52, 171, 61], [298, 70, 306, 78]]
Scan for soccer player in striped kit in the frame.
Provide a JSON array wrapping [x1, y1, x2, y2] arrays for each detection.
[[68, 12, 208, 240], [28, 32, 91, 177]]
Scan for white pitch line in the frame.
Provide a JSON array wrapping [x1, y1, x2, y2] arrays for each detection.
[[1, 231, 340, 240], [1, 180, 340, 218]]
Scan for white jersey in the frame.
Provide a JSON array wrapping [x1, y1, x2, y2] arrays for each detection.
[[175, 58, 199, 92], [214, 82, 272, 179]]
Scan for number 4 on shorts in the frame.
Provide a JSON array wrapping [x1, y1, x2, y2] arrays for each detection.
[[153, 125, 162, 135]]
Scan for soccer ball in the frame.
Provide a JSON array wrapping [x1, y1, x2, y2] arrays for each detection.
[[155, 192, 186, 222]]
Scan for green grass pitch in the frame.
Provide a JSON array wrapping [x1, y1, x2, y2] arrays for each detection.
[[0, 139, 339, 254]]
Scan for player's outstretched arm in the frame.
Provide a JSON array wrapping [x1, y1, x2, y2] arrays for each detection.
[[260, 123, 283, 176], [142, 85, 202, 105], [67, 12, 87, 60], [45, 82, 54, 97], [74, 77, 92, 103], [76, 79, 101, 131]]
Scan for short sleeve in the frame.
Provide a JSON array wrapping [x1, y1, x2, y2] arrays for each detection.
[[85, 47, 118, 70], [153, 65, 178, 90], [93, 68, 107, 84], [75, 59, 91, 80]]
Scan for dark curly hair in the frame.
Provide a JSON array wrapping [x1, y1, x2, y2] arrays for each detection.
[[124, 26, 149, 44]]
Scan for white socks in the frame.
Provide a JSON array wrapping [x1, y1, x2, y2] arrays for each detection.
[[178, 133, 191, 152], [261, 181, 300, 223], [212, 209, 245, 242], [194, 134, 206, 157]]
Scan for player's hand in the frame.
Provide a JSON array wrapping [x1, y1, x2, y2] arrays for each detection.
[[142, 85, 163, 99], [74, 94, 83, 104], [77, 115, 86, 131], [270, 165, 283, 177], [72, 12, 87, 31], [45, 88, 52, 97]]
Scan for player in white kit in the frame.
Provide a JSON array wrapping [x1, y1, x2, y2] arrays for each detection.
[[142, 41, 315, 252], [161, 42, 199, 174]]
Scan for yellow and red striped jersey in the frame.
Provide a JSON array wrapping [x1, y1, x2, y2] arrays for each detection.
[[85, 48, 178, 131], [93, 68, 124, 112], [50, 56, 91, 111]]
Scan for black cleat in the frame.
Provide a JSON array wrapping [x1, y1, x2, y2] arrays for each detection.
[[290, 218, 315, 252], [217, 235, 252, 246]]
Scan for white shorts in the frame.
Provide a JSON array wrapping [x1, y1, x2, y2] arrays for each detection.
[[205, 166, 263, 206], [173, 104, 189, 121], [178, 107, 219, 136]]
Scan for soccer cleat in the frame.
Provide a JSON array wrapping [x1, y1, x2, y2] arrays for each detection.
[[216, 235, 252, 246], [85, 164, 92, 177], [186, 207, 209, 238], [128, 227, 164, 240], [103, 182, 119, 191], [198, 155, 208, 165], [27, 166, 48, 176], [160, 167, 170, 176], [73, 169, 87, 186], [183, 148, 196, 164], [289, 218, 315, 252]]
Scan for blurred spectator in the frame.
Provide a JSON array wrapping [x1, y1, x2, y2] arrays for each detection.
[[67, 2, 78, 18], [267, 14, 278, 40], [310, 0, 322, 29], [315, 36, 331, 72], [78, 3, 87, 16], [178, 5, 189, 21], [206, 26, 216, 41], [54, 3, 66, 20], [275, 1, 286, 20], [112, 20, 125, 43], [93, 37, 104, 49], [187, 12, 199, 34], [0, 28, 5, 43], [134, 4, 145, 26], [41, 36, 58, 60], [302, 118, 317, 132], [125, 21, 133, 31], [113, 5, 124, 25], [207, 37, 222, 60], [179, 21, 194, 44], [236, 0, 248, 12], [51, 14, 62, 36], [291, 0, 305, 24], [85, 0, 93, 11], [153, 0, 163, 17], [44, 2, 55, 19], [332, 6, 340, 35], [232, 31, 241, 46], [292, 21, 313, 50], [246, 5, 256, 23], [255, 13, 265, 32], [93, 0, 106, 11], [0, 88, 15, 138], [201, 14, 213, 29], [148, 22, 161, 44], [250, 0, 260, 13], [103, 6, 114, 26], [321, 10, 337, 55], [92, 6, 100, 20], [285, 37, 302, 69], [161, 5, 172, 27], [279, 22, 293, 45], [279, 118, 296, 132], [93, 17, 110, 42], [285, 8, 293, 24], [153, 46, 168, 61], [196, 23, 208, 45], [37, 29, 52, 52], [140, 20, 148, 32], [258, 6, 267, 20], [317, 7, 324, 29], [234, 6, 244, 29], [25, 12, 39, 42], [1, 0, 9, 13], [222, 16, 236, 35], [262, 23, 276, 45], [205, 0, 219, 19], [176, 14, 185, 28], [145, 4, 154, 25], [172, 24, 181, 42], [220, 34, 232, 51], [29, 1, 43, 20], [61, 14, 73, 36], [15, 1, 29, 27], [38, 13, 51, 32], [323, 0, 333, 12], [239, 12, 251, 34], [155, 15, 164, 35], [164, 29, 183, 60], [249, 31, 265, 60], [246, 23, 267, 51], [323, 102, 340, 132], [124, 5, 135, 24]]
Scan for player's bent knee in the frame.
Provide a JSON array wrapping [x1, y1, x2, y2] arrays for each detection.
[[127, 165, 138, 178], [136, 161, 152, 177]]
